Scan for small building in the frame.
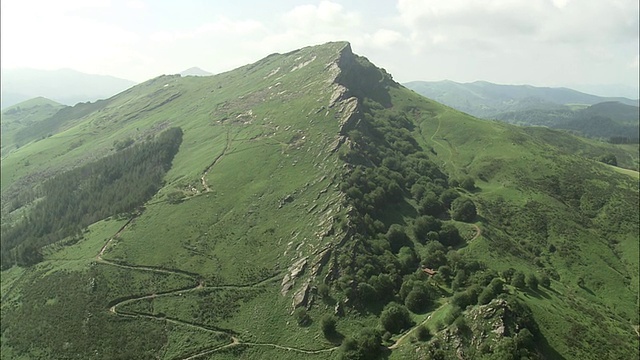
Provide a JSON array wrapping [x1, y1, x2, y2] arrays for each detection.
[[422, 267, 437, 276]]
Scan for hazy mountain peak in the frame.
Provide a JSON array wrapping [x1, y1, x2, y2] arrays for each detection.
[[179, 67, 213, 77]]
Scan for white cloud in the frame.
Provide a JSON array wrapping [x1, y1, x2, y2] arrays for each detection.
[[368, 29, 405, 48], [150, 18, 264, 43], [1, 0, 138, 74], [283, 1, 360, 30], [0, 1, 637, 94]]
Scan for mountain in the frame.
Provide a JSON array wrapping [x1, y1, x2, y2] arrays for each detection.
[[404, 80, 639, 118], [405, 80, 640, 141], [179, 67, 213, 76], [1, 42, 638, 360], [492, 101, 640, 141], [1, 68, 136, 109]]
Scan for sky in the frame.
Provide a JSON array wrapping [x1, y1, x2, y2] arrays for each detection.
[[2, 0, 639, 98]]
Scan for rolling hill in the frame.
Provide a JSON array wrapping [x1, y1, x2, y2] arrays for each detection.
[[1, 42, 638, 360], [1, 68, 136, 109]]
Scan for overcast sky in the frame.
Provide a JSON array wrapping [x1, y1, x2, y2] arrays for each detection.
[[2, 0, 638, 97]]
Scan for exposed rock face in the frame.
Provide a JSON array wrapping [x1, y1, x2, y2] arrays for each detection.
[[292, 279, 311, 309], [280, 257, 308, 296]]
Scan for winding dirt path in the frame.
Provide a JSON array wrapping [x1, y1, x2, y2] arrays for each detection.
[[388, 303, 447, 350], [429, 115, 453, 166], [96, 214, 335, 359]]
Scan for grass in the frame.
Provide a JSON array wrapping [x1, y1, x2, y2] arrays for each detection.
[[1, 42, 353, 359]]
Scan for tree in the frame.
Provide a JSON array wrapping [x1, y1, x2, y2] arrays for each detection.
[[438, 223, 461, 247], [511, 271, 526, 289], [451, 269, 467, 291], [405, 283, 432, 313], [450, 197, 477, 222], [437, 265, 452, 283], [460, 177, 476, 191], [321, 314, 337, 337], [421, 241, 447, 269], [380, 302, 413, 334], [419, 192, 443, 217], [439, 188, 460, 209], [386, 224, 411, 253], [501, 268, 516, 283], [397, 247, 419, 274], [339, 327, 382, 360], [415, 325, 431, 341], [526, 273, 539, 291], [413, 215, 442, 243]]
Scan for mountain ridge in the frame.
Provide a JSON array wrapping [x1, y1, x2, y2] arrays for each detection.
[[404, 79, 639, 117], [1, 41, 637, 360]]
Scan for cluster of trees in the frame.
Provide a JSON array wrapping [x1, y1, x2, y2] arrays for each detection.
[[608, 136, 639, 144], [335, 106, 461, 310], [1, 128, 183, 269], [325, 101, 486, 357]]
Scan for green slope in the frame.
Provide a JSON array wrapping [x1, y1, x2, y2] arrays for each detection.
[[1, 42, 638, 360], [0, 97, 65, 157]]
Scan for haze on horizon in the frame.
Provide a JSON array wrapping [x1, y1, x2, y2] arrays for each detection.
[[1, 0, 638, 98]]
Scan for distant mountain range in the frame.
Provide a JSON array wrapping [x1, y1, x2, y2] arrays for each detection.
[[1, 68, 136, 109], [405, 80, 639, 141]]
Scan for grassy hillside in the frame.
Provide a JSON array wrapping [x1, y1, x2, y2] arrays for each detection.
[[0, 97, 65, 157], [1, 42, 638, 360]]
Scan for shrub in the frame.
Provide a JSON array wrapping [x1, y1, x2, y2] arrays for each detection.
[[321, 314, 337, 337], [460, 177, 476, 191], [339, 327, 382, 360], [539, 274, 551, 288], [415, 325, 431, 341], [450, 197, 477, 222], [511, 271, 526, 289], [526, 273, 539, 290], [380, 302, 413, 334], [294, 307, 311, 326], [317, 283, 330, 299]]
